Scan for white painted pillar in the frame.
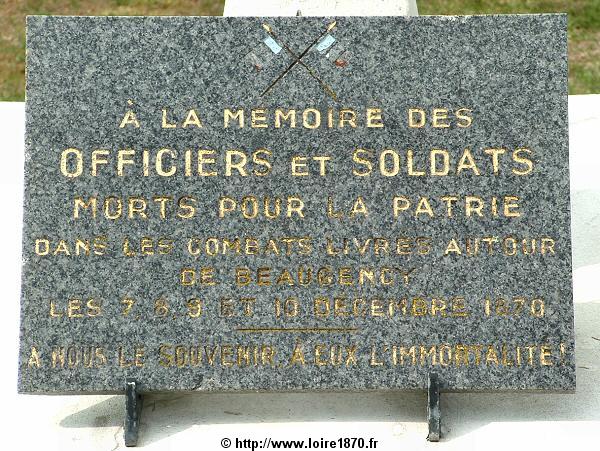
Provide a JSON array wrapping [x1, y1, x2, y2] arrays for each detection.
[[223, 0, 418, 17]]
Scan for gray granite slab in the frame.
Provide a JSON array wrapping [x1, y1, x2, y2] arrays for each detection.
[[19, 14, 573, 393]]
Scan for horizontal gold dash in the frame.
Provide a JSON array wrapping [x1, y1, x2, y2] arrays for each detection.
[[236, 327, 358, 333]]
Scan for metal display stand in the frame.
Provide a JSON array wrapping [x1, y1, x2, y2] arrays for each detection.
[[427, 373, 441, 441], [124, 379, 143, 447], [122, 375, 442, 446]]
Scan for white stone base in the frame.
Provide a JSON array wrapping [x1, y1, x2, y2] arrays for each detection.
[[223, 0, 419, 17]]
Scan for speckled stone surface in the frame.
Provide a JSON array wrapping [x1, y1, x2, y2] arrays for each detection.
[[19, 15, 573, 394]]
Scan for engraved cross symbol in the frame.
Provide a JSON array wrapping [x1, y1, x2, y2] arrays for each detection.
[[261, 21, 338, 100]]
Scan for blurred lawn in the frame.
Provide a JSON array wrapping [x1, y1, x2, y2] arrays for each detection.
[[0, 0, 597, 100]]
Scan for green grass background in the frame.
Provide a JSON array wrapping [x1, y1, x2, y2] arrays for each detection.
[[1, 0, 598, 100]]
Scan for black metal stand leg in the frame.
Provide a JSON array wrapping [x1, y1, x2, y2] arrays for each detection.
[[124, 379, 143, 447], [427, 373, 441, 442]]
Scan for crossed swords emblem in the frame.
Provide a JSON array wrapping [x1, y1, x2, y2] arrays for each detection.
[[260, 21, 338, 101]]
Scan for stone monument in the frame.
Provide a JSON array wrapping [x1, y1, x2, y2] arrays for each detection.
[[19, 13, 573, 444]]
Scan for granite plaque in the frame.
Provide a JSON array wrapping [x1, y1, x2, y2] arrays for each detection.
[[19, 14, 574, 393]]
